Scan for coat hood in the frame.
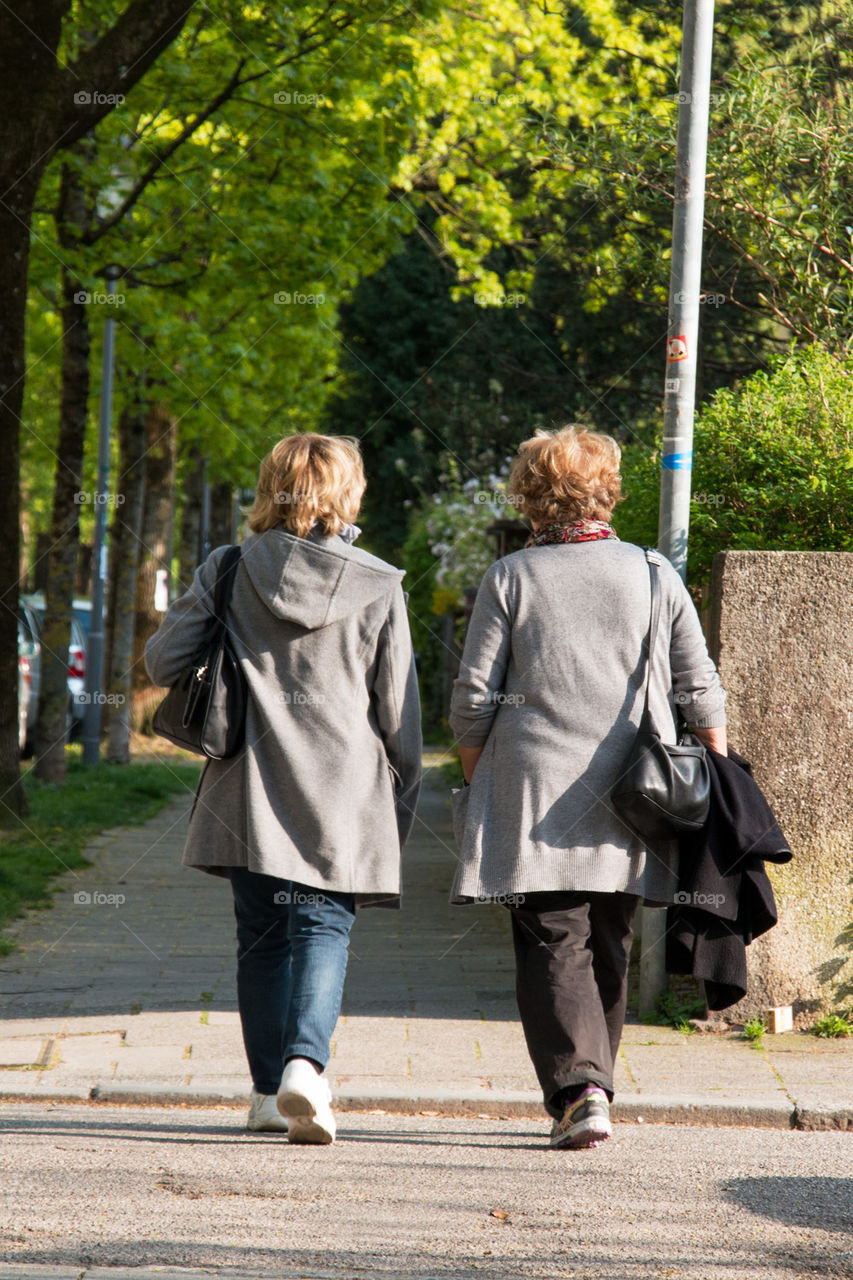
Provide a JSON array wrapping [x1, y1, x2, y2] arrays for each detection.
[[236, 527, 403, 630]]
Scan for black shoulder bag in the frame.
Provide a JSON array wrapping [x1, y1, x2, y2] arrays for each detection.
[[611, 548, 711, 841], [152, 545, 247, 760]]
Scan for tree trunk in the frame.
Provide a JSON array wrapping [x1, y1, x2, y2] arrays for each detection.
[[0, 0, 197, 813], [0, 170, 41, 822], [34, 155, 93, 783], [132, 400, 177, 730], [208, 481, 234, 550], [104, 402, 147, 762], [177, 444, 205, 593]]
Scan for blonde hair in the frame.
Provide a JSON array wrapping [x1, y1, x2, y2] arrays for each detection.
[[248, 433, 366, 539], [507, 425, 623, 526]]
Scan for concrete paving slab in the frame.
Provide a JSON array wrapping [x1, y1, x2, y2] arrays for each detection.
[[53, 1033, 124, 1070], [0, 1038, 48, 1067]]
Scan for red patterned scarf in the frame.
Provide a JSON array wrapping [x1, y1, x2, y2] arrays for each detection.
[[524, 518, 619, 548]]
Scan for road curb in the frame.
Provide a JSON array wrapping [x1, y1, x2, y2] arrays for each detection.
[[791, 1103, 853, 1132], [0, 1080, 817, 1129]]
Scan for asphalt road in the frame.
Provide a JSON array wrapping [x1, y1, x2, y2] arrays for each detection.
[[0, 1104, 851, 1280]]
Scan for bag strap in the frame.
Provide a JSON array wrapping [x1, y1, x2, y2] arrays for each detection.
[[210, 544, 242, 631], [640, 547, 662, 732]]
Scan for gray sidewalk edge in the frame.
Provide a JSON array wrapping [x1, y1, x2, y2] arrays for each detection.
[[3, 1079, 846, 1130]]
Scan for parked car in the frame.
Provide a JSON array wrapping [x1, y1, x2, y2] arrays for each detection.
[[17, 603, 41, 756], [17, 634, 33, 754], [17, 594, 91, 753]]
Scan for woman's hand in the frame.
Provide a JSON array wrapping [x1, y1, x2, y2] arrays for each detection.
[[691, 725, 728, 757], [458, 744, 484, 783]]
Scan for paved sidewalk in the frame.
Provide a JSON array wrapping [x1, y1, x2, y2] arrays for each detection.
[[0, 754, 850, 1131]]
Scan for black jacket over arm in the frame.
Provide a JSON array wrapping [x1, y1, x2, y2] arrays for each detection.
[[665, 747, 792, 1010]]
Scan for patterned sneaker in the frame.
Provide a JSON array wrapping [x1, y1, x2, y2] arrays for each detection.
[[550, 1085, 612, 1150]]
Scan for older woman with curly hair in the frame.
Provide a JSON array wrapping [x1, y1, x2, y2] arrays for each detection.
[[449, 425, 726, 1150]]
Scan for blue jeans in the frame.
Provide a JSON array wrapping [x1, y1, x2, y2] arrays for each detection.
[[229, 868, 356, 1096]]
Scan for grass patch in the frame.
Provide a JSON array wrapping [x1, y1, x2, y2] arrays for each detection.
[[812, 1013, 852, 1039], [743, 1015, 767, 1045], [639, 990, 706, 1030], [0, 744, 200, 952]]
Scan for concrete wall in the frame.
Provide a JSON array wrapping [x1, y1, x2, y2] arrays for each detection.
[[708, 550, 853, 1025]]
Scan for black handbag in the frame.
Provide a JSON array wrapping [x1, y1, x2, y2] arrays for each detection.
[[611, 548, 711, 841], [152, 545, 247, 760]]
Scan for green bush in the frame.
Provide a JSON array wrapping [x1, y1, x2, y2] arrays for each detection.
[[617, 346, 853, 584]]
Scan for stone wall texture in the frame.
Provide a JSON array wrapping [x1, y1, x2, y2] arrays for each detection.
[[708, 550, 853, 1025]]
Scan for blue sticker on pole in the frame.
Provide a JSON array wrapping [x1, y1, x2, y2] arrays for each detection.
[[661, 451, 693, 470]]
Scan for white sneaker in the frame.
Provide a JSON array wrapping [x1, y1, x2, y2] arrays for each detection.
[[277, 1057, 336, 1145], [247, 1090, 289, 1133]]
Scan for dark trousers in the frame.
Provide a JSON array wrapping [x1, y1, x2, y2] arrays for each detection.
[[508, 891, 639, 1118], [229, 868, 356, 1096]]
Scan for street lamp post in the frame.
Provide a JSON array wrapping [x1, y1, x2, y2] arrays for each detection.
[[81, 265, 118, 766], [638, 0, 715, 1015]]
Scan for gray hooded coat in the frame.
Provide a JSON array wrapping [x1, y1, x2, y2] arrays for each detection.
[[144, 526, 422, 907]]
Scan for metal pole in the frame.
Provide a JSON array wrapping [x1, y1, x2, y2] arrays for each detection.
[[82, 267, 117, 765], [639, 0, 715, 1016], [200, 467, 211, 562]]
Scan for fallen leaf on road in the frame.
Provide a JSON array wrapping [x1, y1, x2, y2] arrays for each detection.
[[489, 1209, 511, 1222]]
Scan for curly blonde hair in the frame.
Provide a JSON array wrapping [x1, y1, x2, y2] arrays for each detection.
[[247, 433, 366, 539], [507, 425, 623, 526]]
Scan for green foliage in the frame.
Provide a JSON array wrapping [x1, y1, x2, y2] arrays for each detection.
[[640, 990, 706, 1029], [23, 0, 439, 539], [323, 226, 569, 560], [0, 749, 200, 952], [812, 1013, 852, 1039], [617, 346, 853, 584], [536, 5, 853, 366], [400, 454, 518, 732], [743, 1016, 767, 1044]]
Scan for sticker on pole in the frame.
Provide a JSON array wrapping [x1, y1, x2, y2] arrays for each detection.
[[665, 377, 680, 393], [661, 451, 693, 470], [667, 335, 688, 362]]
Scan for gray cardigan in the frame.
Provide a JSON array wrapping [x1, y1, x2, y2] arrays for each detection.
[[448, 540, 726, 905], [145, 526, 422, 907]]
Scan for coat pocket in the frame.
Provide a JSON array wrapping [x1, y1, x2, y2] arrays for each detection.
[[450, 785, 471, 848]]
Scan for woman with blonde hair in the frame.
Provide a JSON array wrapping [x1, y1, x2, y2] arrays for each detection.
[[450, 425, 726, 1150], [146, 434, 422, 1143]]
